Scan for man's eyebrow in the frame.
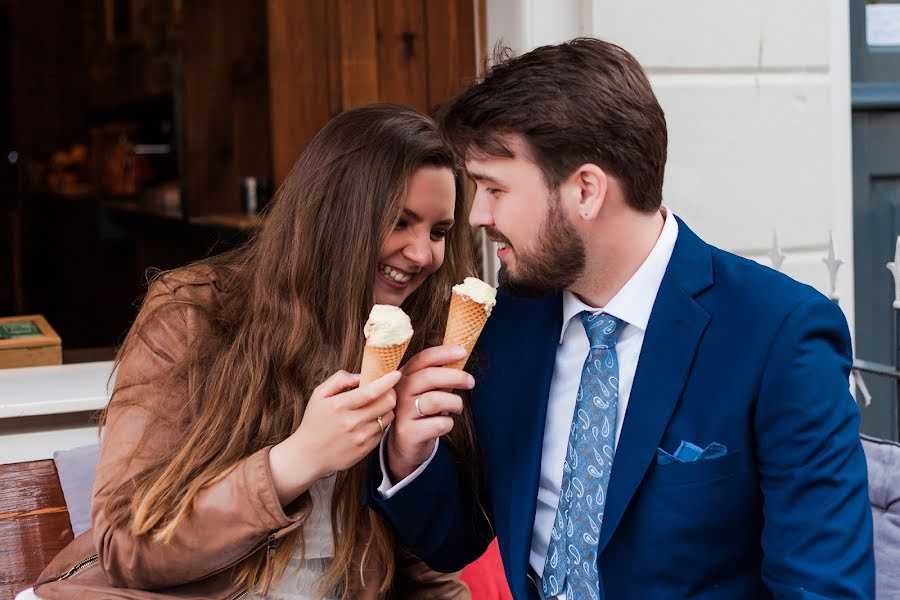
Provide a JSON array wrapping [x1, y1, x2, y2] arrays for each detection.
[[403, 208, 454, 227], [467, 171, 505, 186]]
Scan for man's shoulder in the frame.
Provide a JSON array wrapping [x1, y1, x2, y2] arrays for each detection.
[[702, 242, 838, 324]]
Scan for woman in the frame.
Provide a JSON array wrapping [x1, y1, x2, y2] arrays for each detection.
[[25, 104, 477, 600]]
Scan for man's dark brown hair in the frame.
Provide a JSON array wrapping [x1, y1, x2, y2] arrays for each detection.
[[440, 37, 667, 212]]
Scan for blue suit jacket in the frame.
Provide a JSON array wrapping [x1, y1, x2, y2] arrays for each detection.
[[370, 219, 874, 599]]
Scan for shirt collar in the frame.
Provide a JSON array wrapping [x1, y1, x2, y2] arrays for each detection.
[[559, 206, 679, 343]]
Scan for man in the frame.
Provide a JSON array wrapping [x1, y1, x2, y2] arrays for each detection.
[[369, 38, 874, 599]]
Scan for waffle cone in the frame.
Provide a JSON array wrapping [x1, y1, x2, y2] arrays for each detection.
[[442, 292, 490, 370], [360, 338, 410, 385]]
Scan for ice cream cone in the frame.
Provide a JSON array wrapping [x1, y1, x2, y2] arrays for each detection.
[[442, 288, 493, 370], [360, 338, 411, 385], [360, 305, 413, 385]]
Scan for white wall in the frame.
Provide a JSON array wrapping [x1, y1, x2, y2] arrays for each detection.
[[485, 0, 855, 332]]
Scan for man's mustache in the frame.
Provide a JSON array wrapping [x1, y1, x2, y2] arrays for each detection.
[[484, 227, 513, 249]]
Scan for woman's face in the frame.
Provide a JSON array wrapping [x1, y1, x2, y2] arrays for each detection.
[[374, 165, 456, 306]]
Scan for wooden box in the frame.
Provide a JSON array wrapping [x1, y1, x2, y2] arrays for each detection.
[[0, 315, 62, 369]]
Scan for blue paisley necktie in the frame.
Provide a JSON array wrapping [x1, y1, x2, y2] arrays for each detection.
[[542, 311, 624, 600]]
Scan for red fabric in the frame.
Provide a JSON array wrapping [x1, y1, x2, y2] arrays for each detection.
[[460, 538, 513, 600]]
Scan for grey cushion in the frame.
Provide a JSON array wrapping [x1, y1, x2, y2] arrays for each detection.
[[861, 434, 900, 599], [52, 443, 100, 536]]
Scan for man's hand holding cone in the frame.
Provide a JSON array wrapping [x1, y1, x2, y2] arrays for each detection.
[[383, 277, 497, 482]]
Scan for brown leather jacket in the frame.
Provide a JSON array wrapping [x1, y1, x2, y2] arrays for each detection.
[[32, 274, 468, 599]]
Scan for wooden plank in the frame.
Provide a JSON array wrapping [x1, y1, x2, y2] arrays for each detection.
[[229, 0, 272, 206], [337, 0, 379, 110], [326, 0, 344, 117], [424, 0, 478, 113], [267, 0, 334, 185], [376, 0, 428, 112], [0, 460, 73, 599], [476, 0, 487, 73], [181, 0, 233, 217]]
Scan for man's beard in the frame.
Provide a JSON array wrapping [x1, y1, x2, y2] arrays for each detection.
[[494, 197, 586, 297]]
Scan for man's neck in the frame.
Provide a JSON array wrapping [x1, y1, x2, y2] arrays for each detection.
[[569, 208, 665, 308]]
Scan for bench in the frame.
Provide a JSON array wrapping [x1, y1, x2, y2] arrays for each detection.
[[0, 460, 73, 599], [4, 436, 896, 599]]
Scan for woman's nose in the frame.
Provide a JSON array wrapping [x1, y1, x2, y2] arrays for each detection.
[[402, 233, 432, 267]]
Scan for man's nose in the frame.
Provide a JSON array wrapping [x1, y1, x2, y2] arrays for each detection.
[[469, 192, 494, 228]]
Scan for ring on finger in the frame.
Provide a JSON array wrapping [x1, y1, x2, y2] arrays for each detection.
[[376, 415, 385, 433], [415, 395, 425, 417]]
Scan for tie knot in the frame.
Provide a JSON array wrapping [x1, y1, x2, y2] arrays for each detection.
[[580, 311, 624, 348]]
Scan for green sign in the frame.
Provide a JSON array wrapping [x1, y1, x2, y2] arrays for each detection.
[[0, 320, 42, 340]]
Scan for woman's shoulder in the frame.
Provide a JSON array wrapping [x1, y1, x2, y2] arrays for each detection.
[[126, 266, 227, 366], [139, 265, 228, 322], [149, 265, 222, 303]]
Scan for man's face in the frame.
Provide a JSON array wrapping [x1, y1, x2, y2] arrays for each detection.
[[466, 142, 585, 296]]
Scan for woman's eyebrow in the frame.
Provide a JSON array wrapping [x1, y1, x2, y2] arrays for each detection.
[[403, 208, 454, 227]]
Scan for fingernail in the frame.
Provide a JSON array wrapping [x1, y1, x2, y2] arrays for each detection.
[[467, 375, 475, 387], [453, 346, 467, 358]]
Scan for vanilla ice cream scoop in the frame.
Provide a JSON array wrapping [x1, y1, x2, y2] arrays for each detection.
[[452, 277, 497, 315], [364, 305, 413, 347]]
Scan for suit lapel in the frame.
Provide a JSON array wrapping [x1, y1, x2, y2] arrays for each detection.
[[596, 219, 714, 555], [490, 292, 561, 599]]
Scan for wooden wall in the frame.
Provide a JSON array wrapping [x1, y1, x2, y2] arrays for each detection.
[[266, 0, 338, 190], [267, 0, 478, 185], [182, 0, 478, 215], [182, 0, 272, 218]]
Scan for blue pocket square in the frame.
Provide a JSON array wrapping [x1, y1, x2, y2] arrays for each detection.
[[657, 441, 728, 465]]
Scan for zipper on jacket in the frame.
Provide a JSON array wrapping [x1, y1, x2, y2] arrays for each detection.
[[58, 554, 100, 580], [257, 533, 279, 597], [31, 555, 100, 599]]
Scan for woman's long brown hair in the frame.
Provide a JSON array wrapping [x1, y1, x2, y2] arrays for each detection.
[[100, 104, 478, 598]]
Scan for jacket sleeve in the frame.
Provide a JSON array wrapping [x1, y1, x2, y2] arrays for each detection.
[[91, 280, 312, 589], [367, 439, 494, 574], [755, 297, 875, 599]]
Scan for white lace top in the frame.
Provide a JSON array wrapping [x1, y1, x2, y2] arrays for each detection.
[[250, 473, 338, 600]]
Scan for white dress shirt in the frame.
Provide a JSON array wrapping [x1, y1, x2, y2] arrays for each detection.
[[379, 209, 679, 600], [529, 209, 677, 598]]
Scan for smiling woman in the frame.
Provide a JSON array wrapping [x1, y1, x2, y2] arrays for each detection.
[[24, 104, 478, 600], [375, 167, 457, 306]]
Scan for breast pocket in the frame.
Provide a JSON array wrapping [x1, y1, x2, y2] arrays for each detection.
[[643, 450, 743, 488]]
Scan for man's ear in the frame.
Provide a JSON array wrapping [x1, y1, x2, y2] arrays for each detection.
[[569, 163, 608, 221]]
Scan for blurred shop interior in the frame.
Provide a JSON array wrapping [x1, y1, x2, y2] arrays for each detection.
[[0, 0, 482, 363]]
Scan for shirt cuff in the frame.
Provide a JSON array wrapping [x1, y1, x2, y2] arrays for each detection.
[[377, 426, 440, 499]]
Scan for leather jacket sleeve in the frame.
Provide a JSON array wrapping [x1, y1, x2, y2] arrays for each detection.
[[91, 279, 312, 589]]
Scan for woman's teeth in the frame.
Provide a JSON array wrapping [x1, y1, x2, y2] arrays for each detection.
[[379, 264, 412, 283], [498, 242, 509, 250]]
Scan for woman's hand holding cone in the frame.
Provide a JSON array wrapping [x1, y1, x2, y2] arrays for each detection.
[[270, 369, 401, 505]]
